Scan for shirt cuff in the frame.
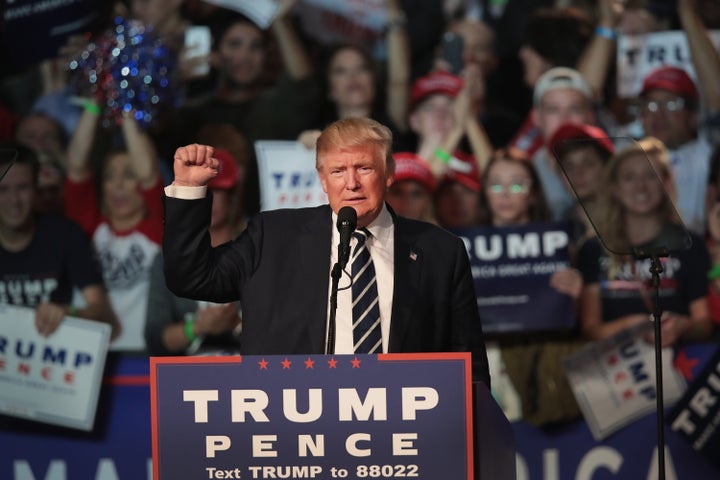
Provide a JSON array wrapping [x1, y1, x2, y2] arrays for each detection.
[[164, 184, 207, 199]]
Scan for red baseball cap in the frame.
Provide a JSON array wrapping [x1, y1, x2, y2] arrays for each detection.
[[208, 148, 240, 190], [640, 66, 698, 100], [437, 151, 481, 193], [549, 123, 615, 157], [392, 152, 436, 192], [410, 70, 463, 110]]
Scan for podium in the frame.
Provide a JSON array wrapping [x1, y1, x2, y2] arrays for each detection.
[[474, 382, 516, 479], [151, 353, 515, 480]]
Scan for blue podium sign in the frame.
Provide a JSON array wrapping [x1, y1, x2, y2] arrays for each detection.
[[151, 353, 473, 480]]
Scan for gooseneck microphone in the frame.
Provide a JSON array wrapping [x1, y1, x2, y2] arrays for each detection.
[[326, 206, 357, 354]]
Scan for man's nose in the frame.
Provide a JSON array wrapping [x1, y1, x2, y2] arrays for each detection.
[[345, 170, 360, 189]]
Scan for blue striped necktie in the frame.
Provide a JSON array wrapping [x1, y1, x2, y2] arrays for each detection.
[[351, 228, 382, 353]]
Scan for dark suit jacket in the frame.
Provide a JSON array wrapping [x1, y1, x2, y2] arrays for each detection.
[[163, 196, 490, 386]]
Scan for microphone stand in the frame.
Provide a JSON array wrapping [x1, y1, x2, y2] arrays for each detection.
[[634, 246, 669, 480], [325, 262, 342, 354]]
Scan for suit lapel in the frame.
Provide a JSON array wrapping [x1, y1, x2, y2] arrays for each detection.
[[296, 206, 333, 353], [389, 216, 422, 352]]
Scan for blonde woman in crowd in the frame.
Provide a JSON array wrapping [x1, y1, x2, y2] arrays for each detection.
[[576, 137, 713, 345]]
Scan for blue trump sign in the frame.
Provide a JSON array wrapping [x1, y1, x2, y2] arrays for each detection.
[[151, 353, 473, 480], [669, 346, 720, 468], [451, 222, 575, 334]]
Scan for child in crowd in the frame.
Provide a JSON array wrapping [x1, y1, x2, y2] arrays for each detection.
[[386, 152, 436, 223], [64, 105, 163, 352]]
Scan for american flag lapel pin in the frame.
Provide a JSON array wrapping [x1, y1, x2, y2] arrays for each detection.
[[409, 251, 418, 261]]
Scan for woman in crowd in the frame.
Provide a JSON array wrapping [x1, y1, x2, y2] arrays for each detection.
[[297, 0, 410, 148], [478, 150, 581, 298], [475, 150, 584, 427], [577, 137, 713, 345]]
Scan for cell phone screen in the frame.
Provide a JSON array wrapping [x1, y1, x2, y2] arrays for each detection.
[[441, 32, 464, 75], [184, 26, 211, 76]]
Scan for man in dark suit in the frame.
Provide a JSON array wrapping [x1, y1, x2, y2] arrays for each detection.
[[163, 117, 490, 386]]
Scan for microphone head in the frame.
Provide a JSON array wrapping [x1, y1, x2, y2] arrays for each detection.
[[337, 206, 357, 232]]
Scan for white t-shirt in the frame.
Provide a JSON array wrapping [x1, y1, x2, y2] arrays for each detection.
[[669, 135, 712, 236]]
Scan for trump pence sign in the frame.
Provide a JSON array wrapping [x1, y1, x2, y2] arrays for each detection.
[[151, 353, 473, 480]]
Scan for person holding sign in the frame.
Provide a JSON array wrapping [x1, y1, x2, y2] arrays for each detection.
[[0, 143, 119, 339], [476, 150, 583, 300], [471, 150, 584, 426], [162, 117, 490, 387], [576, 138, 713, 345]]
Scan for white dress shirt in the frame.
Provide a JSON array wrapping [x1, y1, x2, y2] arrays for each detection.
[[328, 205, 395, 354]]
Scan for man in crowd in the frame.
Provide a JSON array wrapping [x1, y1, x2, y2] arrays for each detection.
[[531, 66, 597, 220], [0, 143, 119, 338]]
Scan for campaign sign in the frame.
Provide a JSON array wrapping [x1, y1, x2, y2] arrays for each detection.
[[3, 0, 100, 68], [0, 303, 111, 430], [451, 222, 575, 334], [294, 0, 387, 54], [564, 322, 686, 441], [617, 30, 720, 97], [255, 141, 328, 211], [669, 346, 720, 468], [200, 0, 280, 29], [151, 353, 473, 480]]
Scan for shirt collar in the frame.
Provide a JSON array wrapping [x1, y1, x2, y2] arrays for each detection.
[[364, 203, 393, 245], [330, 203, 394, 243]]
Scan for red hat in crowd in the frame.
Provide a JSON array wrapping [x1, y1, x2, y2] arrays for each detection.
[[549, 123, 615, 157], [392, 152, 436, 192], [640, 66, 698, 100], [208, 148, 240, 190], [437, 151, 481, 193], [410, 70, 464, 110]]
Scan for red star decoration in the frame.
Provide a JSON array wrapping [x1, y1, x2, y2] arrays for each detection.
[[305, 192, 312, 202], [258, 358, 269, 370], [351, 357, 362, 368], [327, 358, 338, 369], [614, 371, 628, 383], [623, 389, 634, 400], [279, 195, 286, 204], [282, 358, 292, 370], [673, 349, 700, 381], [607, 354, 618, 366], [304, 358, 315, 369]]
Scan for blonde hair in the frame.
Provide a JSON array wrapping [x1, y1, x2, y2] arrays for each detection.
[[598, 137, 680, 273], [315, 117, 395, 176]]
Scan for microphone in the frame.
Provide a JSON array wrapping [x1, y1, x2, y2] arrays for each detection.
[[336, 206, 357, 270], [326, 206, 356, 354]]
